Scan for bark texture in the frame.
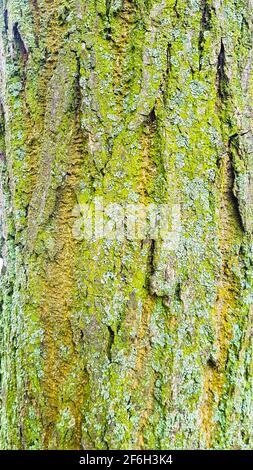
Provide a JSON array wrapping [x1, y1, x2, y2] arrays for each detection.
[[1, 0, 253, 450]]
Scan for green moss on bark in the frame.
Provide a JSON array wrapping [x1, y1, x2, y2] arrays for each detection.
[[0, 0, 253, 450]]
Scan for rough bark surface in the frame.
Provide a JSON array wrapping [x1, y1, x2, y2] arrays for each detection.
[[0, 0, 253, 450]]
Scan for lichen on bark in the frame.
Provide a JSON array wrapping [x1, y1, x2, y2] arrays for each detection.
[[0, 0, 253, 450]]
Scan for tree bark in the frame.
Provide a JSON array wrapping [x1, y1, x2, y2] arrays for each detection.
[[0, 0, 253, 450]]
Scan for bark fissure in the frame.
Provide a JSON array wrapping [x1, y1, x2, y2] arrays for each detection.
[[13, 22, 28, 64], [216, 39, 229, 101], [3, 9, 8, 34]]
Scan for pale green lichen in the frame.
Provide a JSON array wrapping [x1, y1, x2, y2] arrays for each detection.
[[0, 0, 253, 451]]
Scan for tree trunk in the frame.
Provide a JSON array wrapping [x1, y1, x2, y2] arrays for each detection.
[[0, 0, 253, 450]]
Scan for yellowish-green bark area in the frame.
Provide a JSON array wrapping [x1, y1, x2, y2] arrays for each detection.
[[0, 0, 253, 450]]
